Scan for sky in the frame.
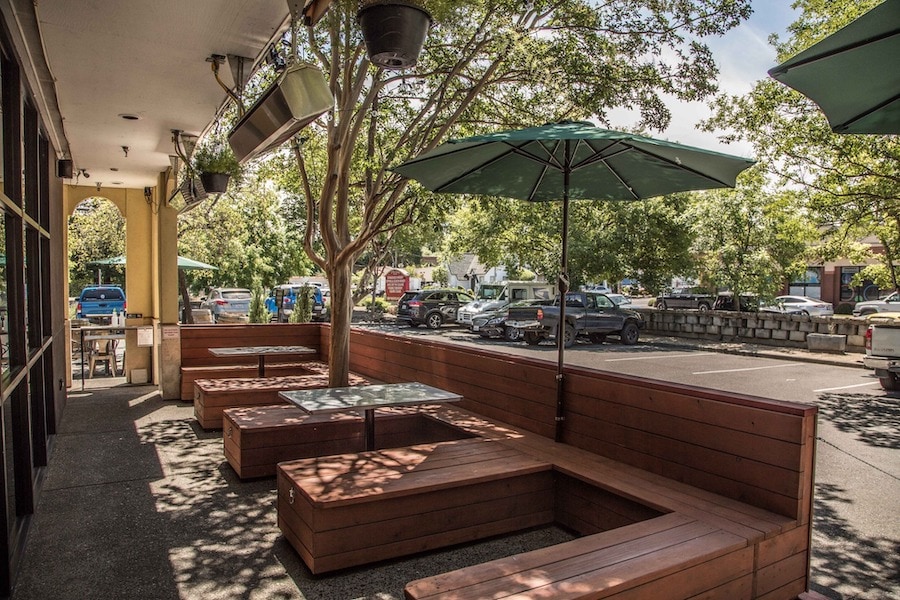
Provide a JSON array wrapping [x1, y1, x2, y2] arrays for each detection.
[[608, 0, 801, 158]]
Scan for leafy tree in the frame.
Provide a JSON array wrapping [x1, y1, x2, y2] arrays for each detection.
[[278, 0, 752, 386], [68, 199, 126, 292], [177, 180, 316, 295], [290, 285, 315, 323], [443, 195, 695, 295], [687, 170, 817, 299], [703, 0, 900, 292], [249, 280, 271, 323]]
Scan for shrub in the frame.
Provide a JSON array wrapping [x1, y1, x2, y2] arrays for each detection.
[[835, 303, 854, 315], [290, 285, 315, 323], [249, 284, 271, 323]]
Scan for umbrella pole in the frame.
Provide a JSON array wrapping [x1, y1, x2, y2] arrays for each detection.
[[555, 152, 571, 443]]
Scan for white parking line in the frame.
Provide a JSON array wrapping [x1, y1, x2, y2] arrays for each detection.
[[813, 381, 881, 393], [692, 363, 800, 375], [606, 352, 715, 362]]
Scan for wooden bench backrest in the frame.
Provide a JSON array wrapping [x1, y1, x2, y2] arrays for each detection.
[[347, 327, 816, 523], [180, 323, 322, 367]]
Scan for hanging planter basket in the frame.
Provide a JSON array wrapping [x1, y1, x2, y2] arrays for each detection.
[[357, 1, 432, 70], [199, 172, 231, 194]]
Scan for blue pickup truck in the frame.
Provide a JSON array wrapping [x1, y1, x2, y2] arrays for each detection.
[[76, 285, 126, 320]]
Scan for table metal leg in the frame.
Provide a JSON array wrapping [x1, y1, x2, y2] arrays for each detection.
[[365, 408, 375, 451], [80, 328, 86, 390], [258, 356, 265, 377]]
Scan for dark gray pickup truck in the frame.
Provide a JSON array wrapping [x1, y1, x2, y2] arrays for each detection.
[[506, 291, 644, 347], [656, 288, 714, 311]]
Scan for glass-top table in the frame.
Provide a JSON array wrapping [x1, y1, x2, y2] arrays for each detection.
[[279, 382, 463, 450], [208, 345, 316, 377]]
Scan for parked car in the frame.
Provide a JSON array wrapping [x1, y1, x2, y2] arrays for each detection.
[[761, 295, 834, 317], [76, 285, 126, 320], [476, 298, 555, 341], [396, 289, 475, 329], [200, 287, 252, 323], [457, 280, 555, 329], [265, 284, 325, 322], [655, 288, 714, 311], [712, 292, 758, 312], [853, 290, 900, 316], [506, 291, 644, 347]]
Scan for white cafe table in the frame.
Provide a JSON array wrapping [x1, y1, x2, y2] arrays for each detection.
[[279, 382, 463, 451]]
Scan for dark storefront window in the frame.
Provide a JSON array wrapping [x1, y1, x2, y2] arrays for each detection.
[[840, 266, 881, 302], [789, 267, 823, 299]]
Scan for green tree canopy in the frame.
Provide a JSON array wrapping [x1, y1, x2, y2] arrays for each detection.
[[703, 0, 900, 291], [68, 199, 126, 293]]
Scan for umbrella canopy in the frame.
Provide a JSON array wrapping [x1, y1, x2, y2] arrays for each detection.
[[394, 120, 754, 441], [88, 255, 218, 270], [768, 0, 900, 134]]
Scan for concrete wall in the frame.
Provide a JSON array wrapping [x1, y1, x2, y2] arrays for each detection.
[[636, 308, 870, 353]]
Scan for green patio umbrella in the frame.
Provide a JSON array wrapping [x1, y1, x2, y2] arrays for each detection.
[[768, 0, 900, 134], [88, 255, 218, 270], [393, 120, 754, 441]]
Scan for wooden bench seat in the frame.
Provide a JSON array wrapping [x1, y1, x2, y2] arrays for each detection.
[[193, 370, 371, 430], [402, 405, 804, 600], [224, 405, 475, 479], [180, 360, 324, 400], [404, 512, 751, 600], [277, 438, 555, 574]]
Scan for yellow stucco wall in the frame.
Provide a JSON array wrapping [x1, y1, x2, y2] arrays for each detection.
[[63, 183, 180, 387]]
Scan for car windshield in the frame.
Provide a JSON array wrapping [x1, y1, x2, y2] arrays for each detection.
[[81, 288, 124, 300], [608, 294, 630, 306], [477, 285, 504, 300], [222, 290, 251, 299]]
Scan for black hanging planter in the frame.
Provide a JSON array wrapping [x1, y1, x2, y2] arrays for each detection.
[[199, 172, 230, 194], [358, 1, 432, 70]]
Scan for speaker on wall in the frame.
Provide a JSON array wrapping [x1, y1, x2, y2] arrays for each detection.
[[57, 159, 73, 178]]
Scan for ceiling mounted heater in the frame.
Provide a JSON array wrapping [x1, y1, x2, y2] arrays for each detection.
[[228, 63, 333, 164]]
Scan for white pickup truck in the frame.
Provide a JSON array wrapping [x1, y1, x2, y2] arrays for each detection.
[[864, 315, 900, 391]]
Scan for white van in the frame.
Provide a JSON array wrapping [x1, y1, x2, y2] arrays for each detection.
[[456, 281, 555, 330]]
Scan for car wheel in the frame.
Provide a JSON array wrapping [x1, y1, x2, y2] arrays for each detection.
[[588, 333, 607, 344], [698, 303, 710, 312], [801, 310, 810, 317], [407, 321, 421, 328], [880, 373, 899, 391], [555, 323, 576, 348], [504, 327, 523, 342], [524, 331, 542, 345], [426, 312, 443, 329], [620, 322, 640, 345], [657, 301, 667, 310]]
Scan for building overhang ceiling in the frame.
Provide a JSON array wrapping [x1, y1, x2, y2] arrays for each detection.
[[2, 0, 292, 189]]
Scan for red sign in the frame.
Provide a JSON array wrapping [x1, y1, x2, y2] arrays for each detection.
[[384, 270, 410, 299]]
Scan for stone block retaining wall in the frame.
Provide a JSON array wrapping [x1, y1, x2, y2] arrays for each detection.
[[636, 309, 869, 353]]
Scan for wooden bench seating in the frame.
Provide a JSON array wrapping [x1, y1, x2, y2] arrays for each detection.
[[404, 512, 751, 600], [223, 405, 475, 479], [181, 361, 322, 400], [277, 438, 555, 574], [398, 405, 803, 600], [193, 369, 370, 430]]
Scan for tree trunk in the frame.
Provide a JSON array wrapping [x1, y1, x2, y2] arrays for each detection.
[[328, 260, 353, 387], [179, 269, 193, 324]]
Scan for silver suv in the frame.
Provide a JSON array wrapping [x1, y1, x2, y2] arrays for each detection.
[[853, 290, 900, 316]]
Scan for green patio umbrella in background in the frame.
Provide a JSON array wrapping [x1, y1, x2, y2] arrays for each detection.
[[393, 120, 755, 441], [88, 255, 219, 270], [768, 0, 900, 134]]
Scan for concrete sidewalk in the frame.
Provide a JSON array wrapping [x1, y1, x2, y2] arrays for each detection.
[[10, 383, 573, 600]]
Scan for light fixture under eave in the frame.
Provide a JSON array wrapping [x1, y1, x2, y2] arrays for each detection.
[[227, 63, 333, 164]]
